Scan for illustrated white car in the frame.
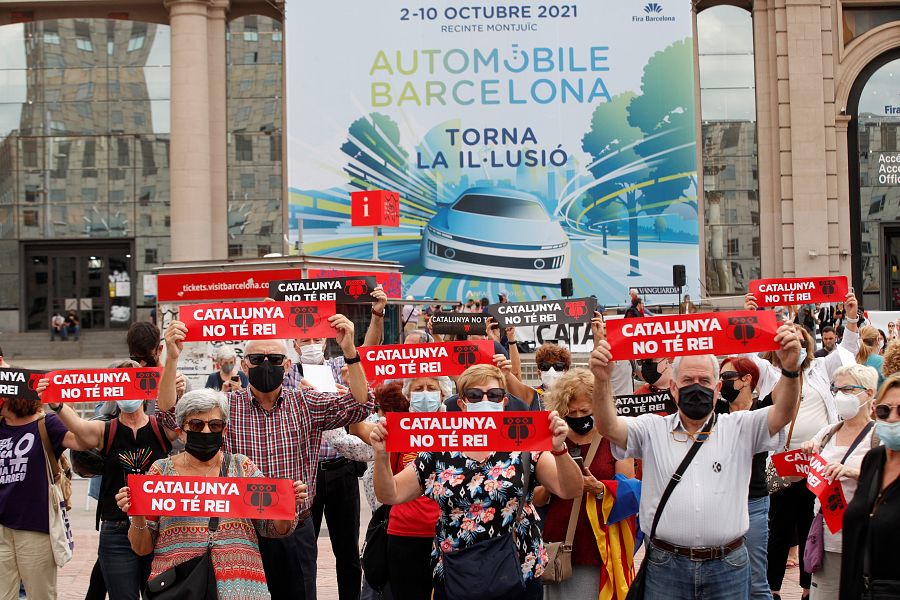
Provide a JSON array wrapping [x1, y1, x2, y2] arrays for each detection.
[[421, 187, 571, 284]]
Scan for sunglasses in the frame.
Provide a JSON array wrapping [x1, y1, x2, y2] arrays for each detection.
[[538, 361, 567, 372], [462, 388, 506, 403], [875, 404, 900, 420], [245, 353, 286, 366], [720, 371, 741, 381], [184, 418, 227, 433]]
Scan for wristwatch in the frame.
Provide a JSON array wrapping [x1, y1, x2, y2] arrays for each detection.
[[47, 403, 63, 413], [344, 352, 361, 364], [780, 368, 800, 379]]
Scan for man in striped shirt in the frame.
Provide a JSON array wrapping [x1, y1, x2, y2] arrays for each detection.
[[158, 315, 374, 600]]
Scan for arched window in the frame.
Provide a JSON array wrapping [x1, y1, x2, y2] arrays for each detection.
[[697, 5, 760, 295]]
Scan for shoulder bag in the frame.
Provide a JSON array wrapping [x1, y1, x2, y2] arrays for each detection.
[[804, 421, 874, 573], [37, 416, 74, 567], [441, 452, 532, 600], [861, 450, 900, 599], [625, 413, 716, 600], [766, 392, 802, 494], [145, 453, 232, 600], [361, 452, 401, 591], [543, 435, 603, 584]]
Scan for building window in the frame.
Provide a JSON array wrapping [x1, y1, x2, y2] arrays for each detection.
[[228, 244, 242, 258], [75, 21, 93, 51], [698, 5, 760, 295], [144, 248, 157, 264], [128, 23, 146, 51], [243, 16, 259, 41], [235, 133, 253, 161], [42, 23, 60, 45], [257, 244, 271, 257], [240, 173, 255, 189], [23, 210, 39, 227]]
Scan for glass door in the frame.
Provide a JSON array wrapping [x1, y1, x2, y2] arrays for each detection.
[[887, 228, 900, 311]]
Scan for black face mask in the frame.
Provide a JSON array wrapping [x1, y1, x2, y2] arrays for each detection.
[[720, 379, 741, 403], [248, 360, 284, 393], [565, 414, 595, 436], [185, 430, 223, 462], [641, 360, 663, 385], [677, 383, 715, 420]]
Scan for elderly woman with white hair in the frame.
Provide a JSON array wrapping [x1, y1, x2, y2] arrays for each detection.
[[115, 389, 307, 600], [800, 364, 880, 600], [205, 345, 248, 392]]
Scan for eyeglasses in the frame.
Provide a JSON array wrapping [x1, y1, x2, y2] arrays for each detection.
[[671, 429, 714, 443], [830, 385, 867, 395], [874, 404, 900, 420], [184, 418, 227, 433], [538, 361, 567, 372], [245, 353, 286, 366], [720, 371, 741, 381], [462, 388, 506, 402]]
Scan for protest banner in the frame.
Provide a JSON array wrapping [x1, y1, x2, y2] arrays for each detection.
[[605, 310, 780, 361], [361, 340, 494, 381], [268, 276, 378, 304], [307, 269, 402, 298], [770, 449, 810, 478], [41, 368, 162, 404], [615, 391, 677, 417], [157, 269, 300, 302], [127, 475, 295, 520], [0, 368, 44, 402], [749, 276, 849, 307], [179, 301, 336, 342], [806, 453, 848, 534], [489, 297, 598, 328], [385, 411, 553, 452], [430, 312, 488, 336]]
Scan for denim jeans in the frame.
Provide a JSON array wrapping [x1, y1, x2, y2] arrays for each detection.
[[98, 521, 153, 600], [746, 496, 773, 600], [645, 541, 751, 600]]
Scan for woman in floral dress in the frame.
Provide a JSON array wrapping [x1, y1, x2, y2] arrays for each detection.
[[371, 364, 584, 600]]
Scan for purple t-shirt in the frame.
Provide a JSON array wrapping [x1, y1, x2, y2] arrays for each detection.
[[0, 414, 67, 533]]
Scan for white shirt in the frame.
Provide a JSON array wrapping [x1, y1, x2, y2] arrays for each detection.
[[788, 385, 831, 450], [612, 408, 785, 547]]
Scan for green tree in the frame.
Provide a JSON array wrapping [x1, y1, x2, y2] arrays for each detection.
[[654, 215, 668, 240], [341, 112, 409, 192]]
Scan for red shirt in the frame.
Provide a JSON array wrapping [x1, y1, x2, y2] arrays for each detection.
[[542, 437, 617, 566], [386, 451, 441, 538]]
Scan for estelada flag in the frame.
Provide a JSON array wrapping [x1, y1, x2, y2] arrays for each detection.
[[41, 368, 162, 403], [179, 301, 335, 341], [606, 310, 780, 361], [749, 276, 848, 307], [586, 474, 640, 600], [360, 340, 494, 381]]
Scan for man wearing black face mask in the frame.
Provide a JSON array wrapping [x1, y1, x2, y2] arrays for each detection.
[[156, 315, 375, 600], [635, 357, 672, 395], [590, 324, 802, 600]]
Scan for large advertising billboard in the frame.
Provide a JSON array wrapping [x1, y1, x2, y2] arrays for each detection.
[[286, 1, 699, 305]]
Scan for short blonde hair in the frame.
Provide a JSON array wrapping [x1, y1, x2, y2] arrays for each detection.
[[832, 363, 878, 394], [455, 364, 504, 394], [544, 368, 593, 418]]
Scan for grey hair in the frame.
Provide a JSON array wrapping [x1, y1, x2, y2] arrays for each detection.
[[672, 354, 719, 382], [402, 376, 454, 398], [175, 388, 230, 428], [243, 339, 291, 355], [832, 364, 879, 393], [214, 346, 237, 363]]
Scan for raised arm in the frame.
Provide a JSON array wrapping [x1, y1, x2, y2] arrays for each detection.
[[767, 323, 802, 435], [534, 412, 584, 500], [494, 353, 536, 407], [156, 320, 186, 414], [590, 340, 629, 448], [505, 326, 522, 380], [36, 378, 105, 450], [362, 286, 387, 347], [370, 418, 425, 505], [331, 314, 370, 405]]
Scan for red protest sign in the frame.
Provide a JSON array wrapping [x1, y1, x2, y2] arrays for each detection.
[[41, 368, 162, 404], [307, 269, 402, 298], [360, 340, 494, 381], [157, 269, 300, 302], [749, 276, 849, 307], [770, 449, 809, 478], [128, 475, 295, 520], [805, 452, 848, 532], [179, 301, 335, 342], [605, 310, 780, 361], [385, 411, 553, 452]]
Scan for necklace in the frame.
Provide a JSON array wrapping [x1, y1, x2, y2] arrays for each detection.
[[178, 453, 221, 478]]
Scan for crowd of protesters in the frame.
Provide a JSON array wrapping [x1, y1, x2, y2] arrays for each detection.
[[0, 284, 898, 600]]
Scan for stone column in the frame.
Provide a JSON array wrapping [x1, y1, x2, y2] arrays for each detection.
[[208, 0, 229, 259], [166, 0, 212, 262], [834, 114, 853, 276]]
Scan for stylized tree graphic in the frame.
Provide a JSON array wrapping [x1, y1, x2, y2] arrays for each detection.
[[341, 112, 409, 192]]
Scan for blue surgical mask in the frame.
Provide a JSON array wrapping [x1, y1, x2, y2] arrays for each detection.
[[798, 348, 808, 366], [117, 400, 144, 414], [465, 400, 504, 413], [409, 390, 442, 413], [875, 420, 900, 451]]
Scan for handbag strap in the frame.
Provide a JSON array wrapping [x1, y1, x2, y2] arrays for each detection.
[[36, 415, 61, 483], [649, 413, 716, 540], [839, 421, 874, 465], [783, 386, 802, 450], [563, 434, 603, 545]]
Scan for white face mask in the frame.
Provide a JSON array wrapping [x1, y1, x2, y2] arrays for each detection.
[[299, 344, 325, 365], [540, 368, 562, 390], [465, 400, 504, 413], [409, 390, 442, 412], [834, 391, 866, 420]]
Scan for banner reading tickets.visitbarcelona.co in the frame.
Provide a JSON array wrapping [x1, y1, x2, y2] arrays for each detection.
[[286, 1, 699, 304]]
